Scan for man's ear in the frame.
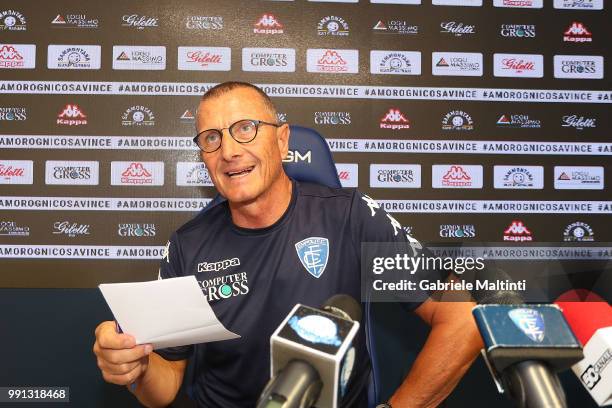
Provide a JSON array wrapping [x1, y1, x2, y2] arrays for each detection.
[[277, 123, 290, 159]]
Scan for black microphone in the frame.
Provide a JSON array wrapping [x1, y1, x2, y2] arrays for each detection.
[[472, 270, 584, 408], [256, 295, 361, 408]]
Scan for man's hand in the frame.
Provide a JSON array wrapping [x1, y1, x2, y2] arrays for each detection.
[[93, 321, 153, 387]]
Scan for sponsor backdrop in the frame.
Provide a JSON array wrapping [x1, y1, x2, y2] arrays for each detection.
[[0, 0, 611, 289]]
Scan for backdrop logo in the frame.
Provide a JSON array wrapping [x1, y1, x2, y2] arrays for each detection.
[[563, 222, 594, 242], [45, 161, 99, 185], [380, 108, 410, 129], [432, 0, 483, 5], [494, 0, 543, 8], [335, 163, 358, 188], [176, 162, 214, 186], [307, 49, 358, 73], [0, 221, 29, 237], [370, 0, 421, 3], [440, 224, 476, 238], [242, 48, 295, 72], [554, 55, 603, 79], [295, 237, 329, 278], [185, 16, 223, 30], [432, 52, 482, 76], [500, 24, 536, 38], [122, 14, 158, 29], [314, 111, 351, 125], [57, 104, 87, 126], [554, 166, 604, 190], [0, 44, 36, 69], [0, 10, 26, 31], [496, 114, 541, 128], [180, 110, 195, 122], [494, 53, 543, 78], [494, 166, 543, 189], [440, 22, 476, 37], [118, 223, 156, 237], [53, 221, 90, 238], [372, 20, 418, 35], [112, 46, 166, 70], [0, 160, 33, 184], [504, 221, 533, 242], [121, 106, 155, 127], [370, 51, 421, 75], [48, 45, 101, 70], [318, 16, 349, 36], [564, 22, 592, 42], [370, 164, 421, 188], [432, 165, 483, 189], [254, 13, 284, 34], [553, 0, 603, 9], [562, 115, 596, 130], [0, 107, 26, 121], [51, 14, 98, 29], [178, 47, 231, 71], [111, 161, 165, 186], [441, 110, 474, 131]]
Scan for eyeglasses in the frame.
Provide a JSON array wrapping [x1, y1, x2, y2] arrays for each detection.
[[193, 119, 281, 153]]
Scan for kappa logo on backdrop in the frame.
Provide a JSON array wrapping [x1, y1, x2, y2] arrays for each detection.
[[295, 237, 329, 278], [504, 221, 533, 242], [121, 163, 153, 184], [380, 108, 410, 129], [254, 13, 284, 34], [0, 45, 24, 68], [564, 22, 592, 42], [442, 166, 471, 186], [307, 49, 358, 73], [0, 10, 26, 31], [57, 104, 87, 126], [319, 50, 346, 68]]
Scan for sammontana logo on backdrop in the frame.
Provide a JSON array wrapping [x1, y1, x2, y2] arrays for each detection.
[[370, 51, 421, 75], [335, 163, 358, 188], [121, 106, 155, 127], [554, 166, 604, 190], [563, 222, 594, 242], [493, 166, 544, 189], [554, 55, 604, 80], [317, 16, 349, 36], [0, 44, 35, 69], [0, 10, 26, 30], [432, 165, 483, 189], [554, 0, 603, 9], [242, 48, 295, 72], [112, 46, 166, 70], [45, 161, 99, 186], [0, 107, 26, 121], [176, 162, 214, 187], [441, 110, 474, 131], [47, 45, 101, 70], [51, 14, 98, 29], [111, 162, 164, 186], [178, 47, 231, 71], [370, 164, 421, 188], [0, 160, 33, 185]]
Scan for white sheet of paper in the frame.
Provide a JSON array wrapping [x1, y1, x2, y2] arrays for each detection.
[[99, 276, 240, 349]]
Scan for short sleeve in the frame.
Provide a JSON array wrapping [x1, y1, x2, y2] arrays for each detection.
[[350, 191, 447, 311], [154, 233, 194, 361]]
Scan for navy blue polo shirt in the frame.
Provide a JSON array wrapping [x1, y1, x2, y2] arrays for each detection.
[[156, 180, 430, 407]]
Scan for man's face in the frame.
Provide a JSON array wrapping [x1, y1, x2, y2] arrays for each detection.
[[196, 87, 289, 205]]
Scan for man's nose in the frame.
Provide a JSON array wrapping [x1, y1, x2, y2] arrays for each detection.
[[219, 129, 242, 160]]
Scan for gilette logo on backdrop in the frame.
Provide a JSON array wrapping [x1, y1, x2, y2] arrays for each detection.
[[0, 164, 25, 179], [502, 58, 535, 73], [254, 14, 284, 34], [186, 51, 223, 67], [57, 104, 87, 126]]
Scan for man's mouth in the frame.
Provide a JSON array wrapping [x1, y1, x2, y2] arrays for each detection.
[[225, 166, 254, 178]]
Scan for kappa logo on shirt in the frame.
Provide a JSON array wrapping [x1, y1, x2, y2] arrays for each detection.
[[295, 237, 329, 278], [197, 257, 240, 273]]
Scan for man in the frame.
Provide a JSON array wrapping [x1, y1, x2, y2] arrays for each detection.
[[93, 82, 483, 407]]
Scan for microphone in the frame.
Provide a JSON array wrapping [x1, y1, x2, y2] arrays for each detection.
[[555, 290, 612, 406], [472, 272, 584, 408], [257, 295, 361, 408]]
